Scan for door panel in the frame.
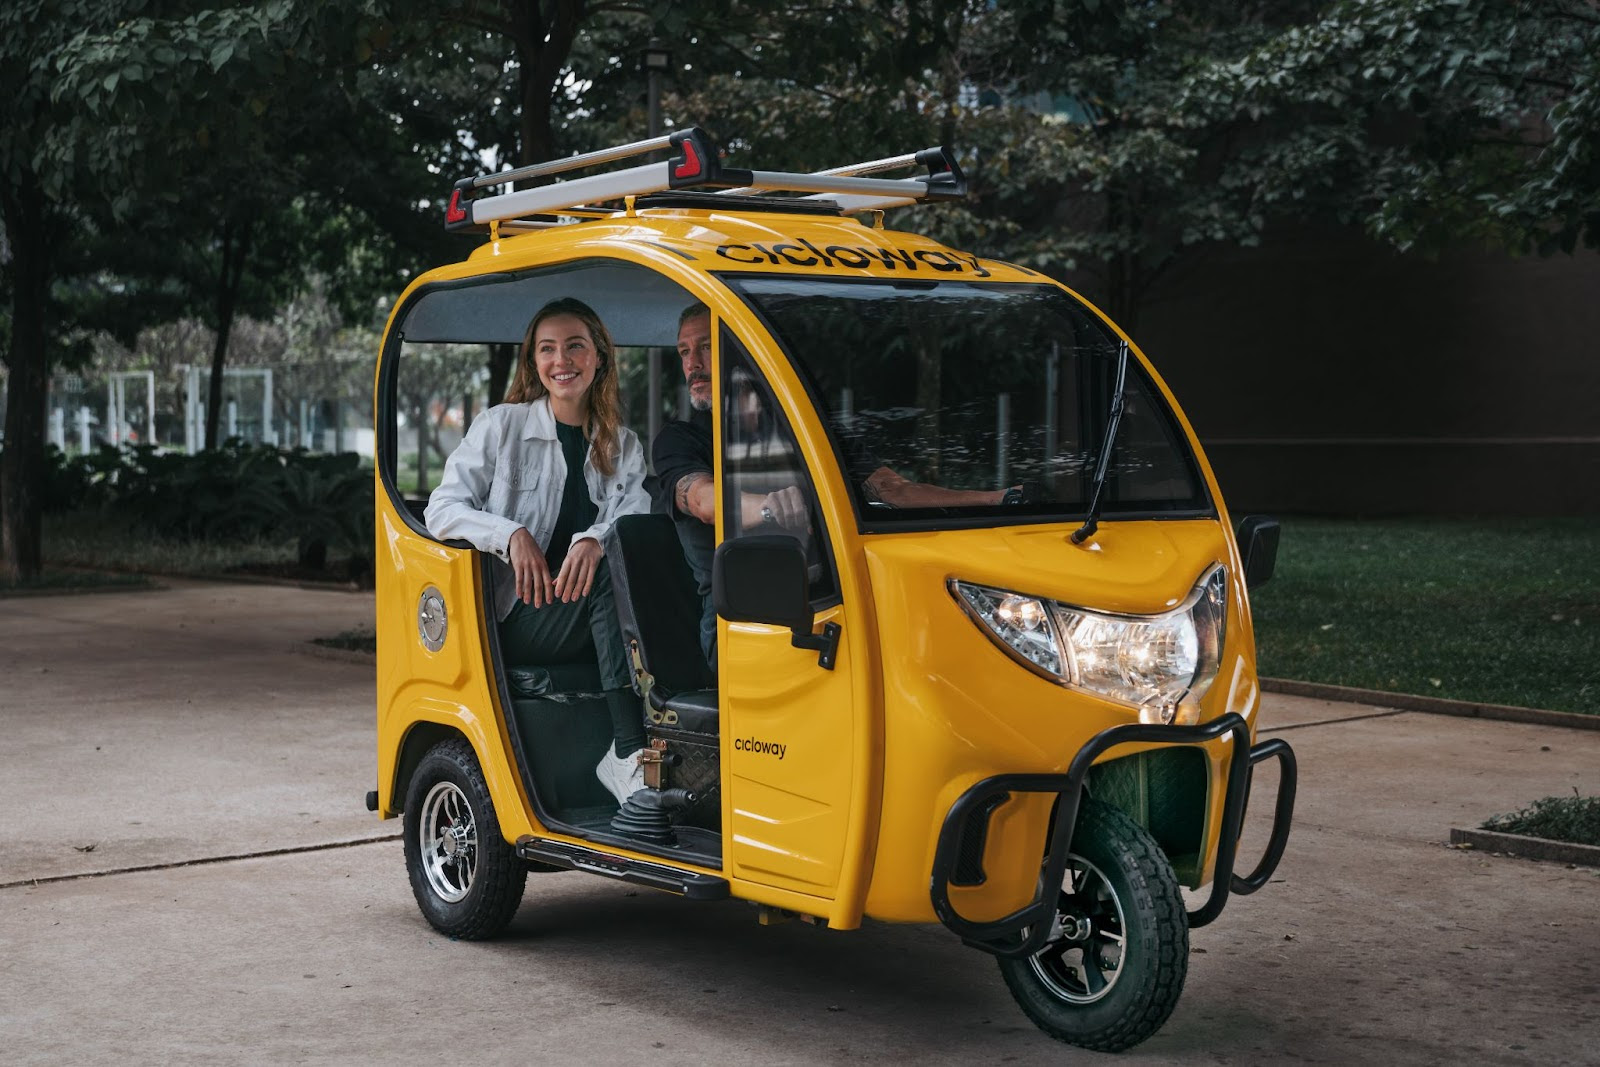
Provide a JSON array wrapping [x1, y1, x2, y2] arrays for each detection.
[[716, 327, 856, 896], [722, 607, 853, 892]]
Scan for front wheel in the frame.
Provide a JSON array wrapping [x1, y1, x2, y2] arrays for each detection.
[[403, 738, 527, 939], [997, 798, 1189, 1053]]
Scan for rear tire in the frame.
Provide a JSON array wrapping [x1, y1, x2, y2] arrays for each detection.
[[403, 738, 527, 939], [997, 798, 1188, 1052]]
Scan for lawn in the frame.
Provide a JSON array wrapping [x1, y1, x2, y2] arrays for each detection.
[[40, 510, 365, 585], [1250, 518, 1600, 715], [43, 511, 297, 576]]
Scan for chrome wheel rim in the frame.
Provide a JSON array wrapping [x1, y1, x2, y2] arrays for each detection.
[[418, 780, 477, 904], [1027, 854, 1128, 1004]]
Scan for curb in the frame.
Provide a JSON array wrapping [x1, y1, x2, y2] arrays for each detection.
[[0, 833, 403, 891], [1449, 827, 1600, 869], [1261, 677, 1598, 732]]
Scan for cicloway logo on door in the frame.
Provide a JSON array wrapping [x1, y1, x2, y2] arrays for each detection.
[[717, 237, 992, 277], [734, 736, 788, 760]]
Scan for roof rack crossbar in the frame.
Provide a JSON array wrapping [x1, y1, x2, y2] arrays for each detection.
[[739, 172, 935, 198], [443, 127, 966, 233], [461, 161, 672, 227], [739, 145, 965, 214], [469, 133, 676, 191], [719, 150, 931, 196], [802, 193, 921, 213]]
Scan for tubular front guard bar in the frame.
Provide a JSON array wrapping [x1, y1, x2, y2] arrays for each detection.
[[930, 712, 1297, 958]]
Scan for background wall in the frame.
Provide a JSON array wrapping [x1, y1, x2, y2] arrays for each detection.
[[1126, 233, 1600, 516]]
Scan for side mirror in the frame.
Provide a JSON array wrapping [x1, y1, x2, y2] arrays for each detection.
[[713, 534, 839, 670], [713, 534, 814, 631], [1235, 515, 1280, 590]]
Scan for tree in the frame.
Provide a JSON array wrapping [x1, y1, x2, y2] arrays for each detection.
[[1181, 0, 1600, 256], [670, 0, 1599, 329], [48, 2, 440, 450], [405, 1, 662, 401], [0, 0, 129, 583]]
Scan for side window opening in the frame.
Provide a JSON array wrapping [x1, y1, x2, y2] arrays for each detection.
[[391, 342, 491, 513], [379, 259, 699, 528]]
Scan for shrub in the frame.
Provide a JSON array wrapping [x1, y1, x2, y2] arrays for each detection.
[[35, 442, 372, 577], [1482, 791, 1600, 847]]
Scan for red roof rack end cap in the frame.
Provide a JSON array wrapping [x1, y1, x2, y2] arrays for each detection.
[[673, 139, 703, 181]]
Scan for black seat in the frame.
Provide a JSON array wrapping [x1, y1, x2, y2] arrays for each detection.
[[604, 513, 718, 735]]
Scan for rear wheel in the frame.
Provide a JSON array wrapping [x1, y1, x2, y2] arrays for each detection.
[[403, 738, 527, 939], [996, 799, 1188, 1052]]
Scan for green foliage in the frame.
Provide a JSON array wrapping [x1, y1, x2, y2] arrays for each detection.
[[40, 443, 373, 575], [1483, 791, 1600, 847], [671, 1, 1599, 320], [250, 450, 375, 576], [1182, 0, 1600, 256]]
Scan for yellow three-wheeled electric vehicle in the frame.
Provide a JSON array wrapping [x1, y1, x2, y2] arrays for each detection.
[[367, 128, 1296, 1053]]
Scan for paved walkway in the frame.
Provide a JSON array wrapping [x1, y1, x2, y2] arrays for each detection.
[[1, 580, 1597, 1064]]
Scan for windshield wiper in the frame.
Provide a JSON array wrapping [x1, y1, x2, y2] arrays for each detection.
[[1070, 340, 1130, 545]]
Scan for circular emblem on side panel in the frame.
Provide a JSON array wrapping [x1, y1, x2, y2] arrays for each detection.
[[417, 586, 447, 652]]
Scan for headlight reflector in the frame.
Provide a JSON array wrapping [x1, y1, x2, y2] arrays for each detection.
[[952, 584, 1061, 675], [952, 565, 1227, 723]]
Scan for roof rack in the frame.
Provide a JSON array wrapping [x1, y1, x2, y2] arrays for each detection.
[[443, 127, 965, 233]]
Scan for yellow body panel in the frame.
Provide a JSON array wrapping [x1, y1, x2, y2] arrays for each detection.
[[373, 201, 1263, 931]]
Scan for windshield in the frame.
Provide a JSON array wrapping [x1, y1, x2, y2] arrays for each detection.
[[725, 276, 1212, 528]]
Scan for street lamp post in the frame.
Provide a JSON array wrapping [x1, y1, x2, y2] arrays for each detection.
[[643, 38, 672, 452]]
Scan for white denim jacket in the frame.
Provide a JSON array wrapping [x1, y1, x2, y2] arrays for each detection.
[[424, 397, 651, 619]]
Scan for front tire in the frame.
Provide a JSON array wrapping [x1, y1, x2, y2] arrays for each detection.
[[403, 738, 527, 939], [997, 798, 1188, 1053]]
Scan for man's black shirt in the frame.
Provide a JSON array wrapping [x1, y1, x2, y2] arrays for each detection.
[[651, 409, 717, 665]]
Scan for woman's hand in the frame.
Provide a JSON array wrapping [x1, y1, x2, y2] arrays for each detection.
[[508, 527, 554, 608], [553, 536, 603, 603]]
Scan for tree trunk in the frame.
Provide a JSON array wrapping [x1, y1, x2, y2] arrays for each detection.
[[0, 167, 56, 583], [486, 343, 515, 406], [415, 395, 430, 494], [203, 214, 255, 450], [512, 0, 583, 167]]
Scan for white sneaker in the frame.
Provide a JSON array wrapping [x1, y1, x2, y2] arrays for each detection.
[[596, 747, 645, 807]]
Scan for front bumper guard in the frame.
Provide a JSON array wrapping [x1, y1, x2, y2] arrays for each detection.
[[930, 712, 1297, 958]]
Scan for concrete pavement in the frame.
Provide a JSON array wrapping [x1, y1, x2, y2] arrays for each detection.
[[2, 580, 1597, 1064]]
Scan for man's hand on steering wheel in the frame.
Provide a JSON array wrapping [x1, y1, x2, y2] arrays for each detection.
[[758, 485, 808, 530]]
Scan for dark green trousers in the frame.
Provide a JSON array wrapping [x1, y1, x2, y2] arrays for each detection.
[[498, 557, 644, 755]]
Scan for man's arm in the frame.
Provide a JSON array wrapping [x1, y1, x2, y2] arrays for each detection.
[[863, 466, 1009, 508], [675, 471, 806, 530], [674, 471, 716, 524]]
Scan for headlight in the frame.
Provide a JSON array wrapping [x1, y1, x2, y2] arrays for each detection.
[[951, 564, 1227, 725]]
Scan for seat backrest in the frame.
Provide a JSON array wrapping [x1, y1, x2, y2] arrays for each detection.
[[605, 513, 715, 697]]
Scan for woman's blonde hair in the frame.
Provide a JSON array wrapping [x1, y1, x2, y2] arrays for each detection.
[[505, 297, 623, 477]]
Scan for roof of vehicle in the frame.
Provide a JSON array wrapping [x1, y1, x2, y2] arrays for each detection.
[[395, 128, 1058, 345], [461, 202, 1042, 287]]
